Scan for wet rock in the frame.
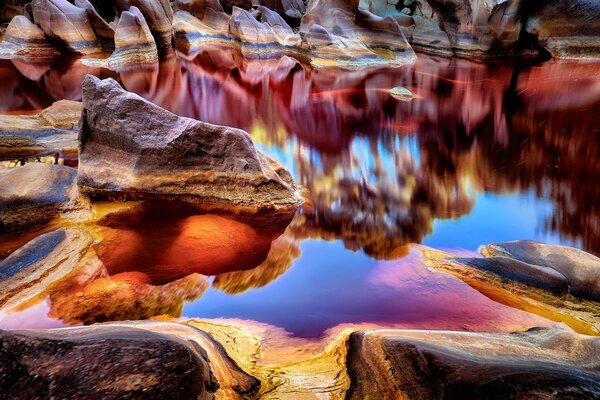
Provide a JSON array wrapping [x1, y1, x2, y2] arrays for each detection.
[[0, 15, 59, 57], [78, 75, 302, 213], [0, 164, 89, 233], [31, 0, 102, 55], [482, 241, 600, 301], [347, 328, 600, 399], [0, 320, 260, 399], [300, 0, 416, 69], [73, 0, 115, 45], [525, 0, 600, 59], [388, 86, 413, 101], [259, 0, 306, 20], [0, 229, 94, 310], [105, 6, 158, 67], [0, 99, 80, 161], [114, 0, 173, 54]]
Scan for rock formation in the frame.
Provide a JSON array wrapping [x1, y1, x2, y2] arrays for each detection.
[[259, 0, 306, 20], [0, 15, 59, 57], [0, 321, 260, 399], [482, 241, 600, 301], [74, 0, 115, 46], [104, 6, 158, 67], [78, 75, 302, 214], [347, 328, 600, 399], [31, 0, 102, 55], [0, 100, 80, 161], [113, 0, 173, 54], [0, 164, 89, 233]]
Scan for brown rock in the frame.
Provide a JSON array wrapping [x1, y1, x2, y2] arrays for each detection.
[[347, 328, 600, 399], [0, 164, 89, 233], [74, 0, 115, 45], [0, 320, 260, 399], [31, 0, 102, 55], [78, 75, 302, 214], [114, 0, 173, 53], [0, 15, 59, 57], [259, 0, 306, 20], [105, 6, 158, 67]]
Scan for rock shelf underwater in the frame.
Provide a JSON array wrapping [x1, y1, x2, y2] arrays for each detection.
[[0, 0, 600, 399]]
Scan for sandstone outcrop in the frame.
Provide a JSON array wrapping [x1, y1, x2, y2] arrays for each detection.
[[259, 0, 306, 20], [0, 15, 59, 57], [104, 6, 158, 67], [74, 0, 115, 45], [0, 100, 80, 161], [32, 0, 102, 55], [0, 321, 260, 399], [482, 241, 600, 301], [300, 0, 416, 68], [0, 164, 89, 233], [114, 0, 173, 54], [78, 75, 302, 213], [347, 328, 600, 399]]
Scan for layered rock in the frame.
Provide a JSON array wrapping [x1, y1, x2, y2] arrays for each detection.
[[31, 0, 102, 55], [482, 241, 600, 301], [114, 0, 173, 54], [0, 164, 89, 233], [103, 6, 158, 67], [74, 0, 115, 45], [0, 15, 59, 57], [78, 75, 301, 213], [0, 99, 80, 161], [300, 0, 416, 68], [347, 328, 600, 399], [0, 321, 260, 399]]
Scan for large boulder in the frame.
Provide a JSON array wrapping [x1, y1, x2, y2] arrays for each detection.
[[104, 6, 158, 67], [347, 328, 600, 399], [78, 75, 302, 214], [0, 100, 80, 161], [482, 241, 600, 301], [0, 321, 260, 399], [31, 0, 102, 55], [0, 15, 59, 57], [0, 164, 89, 233]]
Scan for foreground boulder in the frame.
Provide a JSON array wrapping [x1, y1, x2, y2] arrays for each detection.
[[482, 241, 600, 301], [78, 75, 302, 214], [0, 320, 260, 399], [347, 328, 600, 399], [0, 15, 59, 57], [0, 164, 89, 233], [0, 100, 80, 161], [32, 0, 102, 55]]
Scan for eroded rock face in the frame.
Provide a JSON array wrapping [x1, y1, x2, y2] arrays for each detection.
[[0, 15, 59, 57], [114, 0, 173, 53], [78, 75, 301, 213], [259, 0, 306, 20], [482, 241, 600, 301], [0, 100, 80, 161], [32, 0, 102, 55], [105, 6, 158, 66], [0, 321, 259, 399], [74, 0, 115, 45], [0, 164, 89, 233], [347, 328, 600, 399]]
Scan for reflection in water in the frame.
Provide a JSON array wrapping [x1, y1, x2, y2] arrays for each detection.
[[0, 52, 599, 337]]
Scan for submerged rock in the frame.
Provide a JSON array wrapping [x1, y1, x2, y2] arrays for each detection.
[[482, 241, 600, 301], [0, 164, 89, 233], [105, 6, 158, 67], [0, 100, 80, 161], [0, 15, 59, 57], [78, 75, 301, 213], [347, 328, 600, 399], [0, 320, 259, 399], [31, 0, 102, 55]]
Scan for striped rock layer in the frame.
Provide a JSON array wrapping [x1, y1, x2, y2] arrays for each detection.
[[0, 15, 59, 57]]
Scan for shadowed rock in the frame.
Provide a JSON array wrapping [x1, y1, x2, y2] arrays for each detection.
[[0, 15, 59, 57], [0, 100, 80, 161], [114, 0, 173, 54], [31, 0, 102, 55], [0, 320, 260, 399], [78, 75, 301, 214], [0, 164, 89, 233], [483, 241, 600, 301], [259, 0, 306, 20], [74, 0, 115, 45], [347, 328, 600, 399]]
